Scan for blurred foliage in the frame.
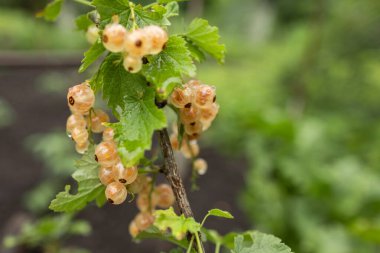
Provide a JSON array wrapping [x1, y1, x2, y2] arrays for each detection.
[[0, 98, 15, 128], [199, 0, 380, 253]]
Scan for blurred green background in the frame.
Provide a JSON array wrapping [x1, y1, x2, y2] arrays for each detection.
[[1, 0, 380, 252]]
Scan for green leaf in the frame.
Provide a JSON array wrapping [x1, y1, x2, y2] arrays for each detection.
[[185, 18, 226, 63], [79, 40, 105, 73], [157, 0, 187, 3], [92, 54, 166, 166], [75, 14, 93, 31], [207, 209, 234, 219], [164, 1, 179, 19], [232, 231, 293, 253], [49, 146, 105, 212], [37, 0, 64, 21], [142, 35, 196, 97], [186, 41, 206, 62], [154, 207, 201, 240], [136, 226, 189, 249]]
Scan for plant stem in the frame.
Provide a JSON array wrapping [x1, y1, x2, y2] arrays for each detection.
[[186, 236, 195, 253], [158, 128, 205, 252], [215, 243, 221, 253], [129, 2, 138, 30], [72, 0, 94, 7]]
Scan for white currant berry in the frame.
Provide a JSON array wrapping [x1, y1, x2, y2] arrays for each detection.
[[169, 87, 193, 109], [102, 22, 127, 52], [155, 184, 175, 208], [102, 127, 115, 141], [194, 158, 207, 175], [181, 140, 199, 158], [89, 108, 109, 133], [98, 166, 116, 185], [129, 221, 140, 238], [127, 175, 149, 194], [71, 127, 89, 146], [95, 141, 119, 167], [200, 103, 219, 122], [137, 193, 157, 212], [124, 29, 151, 57], [179, 106, 200, 124], [185, 79, 201, 89], [123, 55, 142, 73], [67, 82, 95, 114], [143, 25, 168, 55], [184, 121, 203, 137], [194, 84, 216, 108], [105, 181, 127, 205], [66, 114, 87, 134], [134, 212, 155, 231], [86, 24, 99, 44], [170, 134, 179, 150], [75, 140, 89, 154]]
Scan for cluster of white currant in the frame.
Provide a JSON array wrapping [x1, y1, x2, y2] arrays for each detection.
[[168, 80, 219, 175], [127, 175, 175, 237], [98, 16, 168, 73]]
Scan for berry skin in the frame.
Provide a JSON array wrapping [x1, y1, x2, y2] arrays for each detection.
[[102, 23, 127, 53], [179, 106, 200, 124], [143, 25, 168, 55], [200, 103, 219, 122], [123, 166, 138, 184], [193, 158, 208, 175], [89, 109, 109, 133], [134, 212, 155, 231], [181, 140, 199, 158], [137, 193, 157, 212], [67, 83, 95, 114], [95, 141, 119, 167], [71, 127, 89, 146], [98, 167, 116, 185], [129, 221, 140, 238], [184, 121, 203, 137], [75, 140, 89, 154], [155, 184, 175, 208], [102, 127, 115, 141], [169, 87, 193, 109], [66, 114, 87, 133], [86, 24, 99, 44], [124, 30, 151, 57], [128, 175, 151, 194], [194, 85, 216, 108], [105, 181, 127, 205], [123, 55, 142, 73]]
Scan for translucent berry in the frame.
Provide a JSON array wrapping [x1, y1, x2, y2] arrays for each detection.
[[194, 85, 216, 108], [123, 166, 138, 184], [129, 221, 140, 238], [169, 87, 193, 109], [95, 141, 119, 167], [200, 103, 219, 122], [143, 25, 168, 55], [102, 22, 127, 53], [75, 140, 89, 154], [66, 114, 87, 133], [184, 121, 203, 137], [134, 212, 155, 231], [124, 30, 151, 57], [179, 106, 200, 124], [98, 166, 116, 185], [170, 134, 179, 150], [102, 127, 115, 141], [86, 24, 99, 44], [71, 127, 89, 145], [194, 158, 208, 175], [137, 193, 157, 212], [67, 83, 95, 114], [181, 140, 199, 158], [89, 109, 109, 133], [155, 184, 175, 208], [185, 79, 201, 89], [105, 181, 127, 205], [123, 55, 142, 73]]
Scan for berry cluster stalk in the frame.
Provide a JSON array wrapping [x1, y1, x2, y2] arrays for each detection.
[[158, 128, 205, 252]]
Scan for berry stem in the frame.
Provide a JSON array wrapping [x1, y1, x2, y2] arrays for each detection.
[[158, 128, 205, 252], [72, 0, 94, 7], [129, 2, 138, 31]]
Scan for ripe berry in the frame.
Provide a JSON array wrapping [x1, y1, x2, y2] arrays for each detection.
[[124, 30, 150, 57], [134, 212, 155, 231], [102, 22, 127, 53], [95, 141, 119, 167], [66, 114, 87, 133], [143, 25, 168, 55], [137, 193, 157, 212], [200, 103, 219, 122], [89, 109, 109, 133], [128, 175, 150, 194], [102, 127, 115, 141], [194, 85, 216, 108], [181, 140, 199, 158], [67, 83, 95, 114], [86, 24, 99, 44], [71, 127, 89, 146], [105, 181, 127, 205], [129, 221, 140, 238], [155, 184, 175, 208], [185, 79, 201, 88], [170, 134, 179, 150], [75, 140, 89, 154], [123, 55, 142, 73], [193, 158, 208, 175], [169, 87, 193, 109], [123, 166, 138, 184], [98, 166, 116, 185], [179, 106, 200, 124], [184, 121, 203, 136]]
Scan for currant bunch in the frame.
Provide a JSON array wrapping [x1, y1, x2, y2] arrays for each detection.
[[102, 16, 168, 73]]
